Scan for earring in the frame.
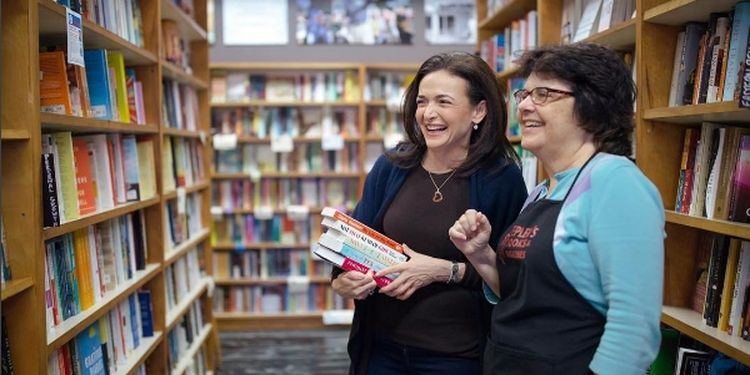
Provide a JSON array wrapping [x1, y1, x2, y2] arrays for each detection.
[[472, 122, 478, 130]]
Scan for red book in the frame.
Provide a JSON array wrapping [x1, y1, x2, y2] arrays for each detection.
[[72, 138, 97, 215]]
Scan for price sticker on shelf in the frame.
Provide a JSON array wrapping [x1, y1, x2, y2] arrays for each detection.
[[210, 206, 224, 218], [383, 132, 403, 149], [271, 134, 294, 153], [248, 168, 261, 182], [254, 205, 274, 220], [176, 187, 187, 214], [213, 133, 238, 150], [321, 133, 344, 151], [287, 276, 310, 293], [286, 205, 310, 220]]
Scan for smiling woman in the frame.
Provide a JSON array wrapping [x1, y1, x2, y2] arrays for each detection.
[[330, 51, 528, 375], [449, 43, 664, 375]]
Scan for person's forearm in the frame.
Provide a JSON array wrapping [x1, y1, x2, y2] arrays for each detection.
[[465, 245, 500, 295]]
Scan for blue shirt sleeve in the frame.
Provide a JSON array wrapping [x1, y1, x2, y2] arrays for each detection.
[[586, 161, 664, 375]]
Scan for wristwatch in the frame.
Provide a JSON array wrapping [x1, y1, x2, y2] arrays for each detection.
[[447, 261, 460, 284]]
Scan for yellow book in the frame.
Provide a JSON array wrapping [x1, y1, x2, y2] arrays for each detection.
[[51, 132, 81, 222], [106, 51, 130, 123], [719, 238, 741, 331], [72, 229, 94, 309], [136, 139, 156, 200]]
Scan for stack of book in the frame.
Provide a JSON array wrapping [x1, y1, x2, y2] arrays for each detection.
[[314, 207, 407, 287]]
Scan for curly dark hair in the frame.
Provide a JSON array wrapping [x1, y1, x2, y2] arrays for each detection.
[[386, 51, 519, 176], [516, 43, 635, 156]]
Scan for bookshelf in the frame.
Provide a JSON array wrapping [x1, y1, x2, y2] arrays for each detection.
[[207, 62, 416, 330], [0, 0, 218, 373], [478, 0, 750, 367]]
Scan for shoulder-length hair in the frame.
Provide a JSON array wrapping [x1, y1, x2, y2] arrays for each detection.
[[516, 43, 635, 156], [386, 51, 519, 175]]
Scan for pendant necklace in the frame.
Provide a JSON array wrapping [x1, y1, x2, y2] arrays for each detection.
[[426, 167, 457, 203]]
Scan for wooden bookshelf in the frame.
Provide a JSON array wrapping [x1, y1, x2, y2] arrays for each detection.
[[214, 312, 326, 331], [40, 112, 160, 134], [475, 0, 750, 368], [637, 0, 750, 367], [206, 63, 425, 329], [0, 0, 219, 373], [0, 277, 34, 301]]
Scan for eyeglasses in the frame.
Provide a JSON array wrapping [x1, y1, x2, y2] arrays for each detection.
[[513, 87, 575, 105]]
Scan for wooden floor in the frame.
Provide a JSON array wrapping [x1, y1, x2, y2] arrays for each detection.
[[217, 328, 350, 374]]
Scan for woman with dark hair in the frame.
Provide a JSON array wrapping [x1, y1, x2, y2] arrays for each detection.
[[331, 51, 527, 374], [449, 42, 664, 374]]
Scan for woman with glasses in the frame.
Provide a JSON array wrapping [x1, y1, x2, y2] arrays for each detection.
[[449, 43, 664, 374], [331, 51, 528, 374]]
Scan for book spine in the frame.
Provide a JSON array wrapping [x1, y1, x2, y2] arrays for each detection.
[[322, 218, 407, 264], [340, 258, 391, 288], [329, 210, 404, 253]]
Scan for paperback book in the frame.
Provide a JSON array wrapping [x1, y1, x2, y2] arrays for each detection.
[[314, 207, 407, 287]]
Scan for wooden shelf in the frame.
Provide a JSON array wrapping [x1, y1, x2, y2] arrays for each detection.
[[214, 312, 327, 330], [211, 62, 360, 71], [211, 206, 323, 215], [212, 171, 361, 179], [665, 211, 750, 240], [163, 127, 205, 138], [162, 60, 209, 89], [644, 0, 740, 25], [161, 0, 207, 41], [171, 323, 213, 375], [163, 181, 211, 200], [46, 264, 161, 352], [364, 63, 418, 71], [164, 228, 211, 266], [40, 113, 159, 134], [643, 102, 750, 124], [582, 19, 636, 50], [508, 135, 521, 144], [662, 306, 750, 366], [1, 277, 34, 301], [496, 66, 520, 82], [478, 0, 536, 33], [166, 278, 209, 330], [114, 331, 163, 375], [215, 276, 330, 285], [37, 0, 158, 65], [43, 197, 161, 240], [230, 135, 361, 144], [213, 242, 311, 251], [210, 100, 359, 108], [1, 129, 31, 140]]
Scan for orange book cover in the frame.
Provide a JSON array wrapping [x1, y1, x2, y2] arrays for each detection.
[[72, 138, 98, 215], [40, 51, 73, 115]]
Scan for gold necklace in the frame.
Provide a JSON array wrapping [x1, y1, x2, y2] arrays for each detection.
[[426, 168, 457, 203]]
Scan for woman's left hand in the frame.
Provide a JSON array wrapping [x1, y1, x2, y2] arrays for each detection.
[[375, 244, 449, 300]]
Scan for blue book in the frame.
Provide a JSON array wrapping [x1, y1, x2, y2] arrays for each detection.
[[723, 1, 750, 101], [83, 49, 113, 120], [128, 294, 141, 348], [137, 290, 154, 337], [75, 322, 106, 375]]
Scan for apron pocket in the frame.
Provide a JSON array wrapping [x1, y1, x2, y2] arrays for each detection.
[[482, 338, 557, 375]]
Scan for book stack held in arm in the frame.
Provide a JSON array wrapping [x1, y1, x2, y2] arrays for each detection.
[[313, 207, 407, 287]]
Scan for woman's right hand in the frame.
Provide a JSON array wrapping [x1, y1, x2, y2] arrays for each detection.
[[332, 270, 378, 300], [449, 209, 493, 258]]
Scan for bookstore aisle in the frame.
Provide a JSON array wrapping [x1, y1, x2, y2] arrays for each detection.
[[217, 328, 349, 375]]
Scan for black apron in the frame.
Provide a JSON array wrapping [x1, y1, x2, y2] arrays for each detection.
[[484, 155, 604, 375]]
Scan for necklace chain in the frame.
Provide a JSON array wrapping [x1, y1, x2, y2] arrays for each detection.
[[426, 168, 457, 203]]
